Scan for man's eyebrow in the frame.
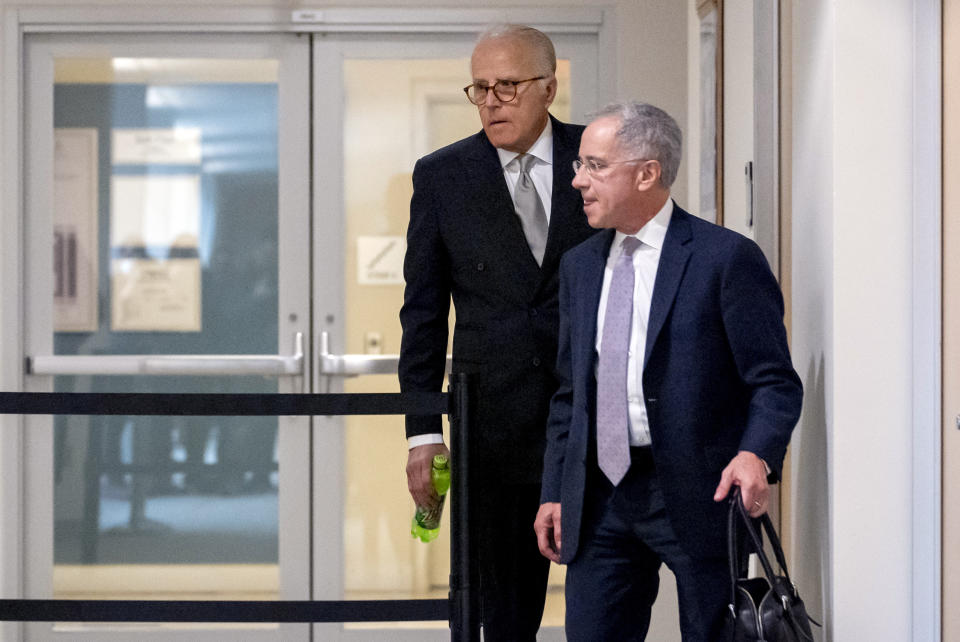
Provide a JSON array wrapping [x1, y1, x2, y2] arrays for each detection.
[[473, 76, 522, 85]]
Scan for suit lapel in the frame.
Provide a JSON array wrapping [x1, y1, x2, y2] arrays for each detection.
[[464, 133, 515, 224], [577, 230, 615, 373], [643, 205, 693, 370], [464, 133, 542, 294]]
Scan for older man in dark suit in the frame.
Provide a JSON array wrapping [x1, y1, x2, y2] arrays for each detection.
[[534, 102, 803, 640], [398, 24, 596, 641]]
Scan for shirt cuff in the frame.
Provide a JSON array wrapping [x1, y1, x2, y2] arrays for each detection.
[[408, 433, 445, 450]]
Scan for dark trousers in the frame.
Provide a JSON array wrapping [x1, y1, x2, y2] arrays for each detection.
[[565, 448, 731, 641], [475, 480, 551, 642]]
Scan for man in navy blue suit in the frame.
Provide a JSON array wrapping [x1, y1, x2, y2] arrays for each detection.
[[399, 25, 596, 640], [534, 102, 803, 640]]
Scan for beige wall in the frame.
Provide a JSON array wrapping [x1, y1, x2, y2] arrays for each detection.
[[944, 0, 960, 638]]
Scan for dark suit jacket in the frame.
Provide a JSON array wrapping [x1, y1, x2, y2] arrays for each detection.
[[399, 116, 596, 484], [540, 204, 803, 559]]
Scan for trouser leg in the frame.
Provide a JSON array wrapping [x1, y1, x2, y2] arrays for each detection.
[[476, 481, 551, 642], [565, 451, 731, 642]]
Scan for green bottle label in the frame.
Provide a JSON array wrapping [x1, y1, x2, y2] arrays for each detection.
[[411, 455, 451, 541]]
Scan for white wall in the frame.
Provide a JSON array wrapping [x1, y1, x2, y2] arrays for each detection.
[[791, 0, 919, 638], [832, 1, 914, 635], [789, 0, 834, 630]]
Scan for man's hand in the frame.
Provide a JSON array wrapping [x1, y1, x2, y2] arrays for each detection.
[[406, 443, 450, 509], [713, 450, 770, 517], [534, 502, 562, 563]]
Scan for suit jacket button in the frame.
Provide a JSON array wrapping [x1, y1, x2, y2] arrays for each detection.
[[476, 262, 485, 271], [532, 357, 542, 367]]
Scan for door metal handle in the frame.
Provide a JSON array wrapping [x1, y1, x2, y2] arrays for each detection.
[[317, 331, 451, 377], [27, 333, 305, 377]]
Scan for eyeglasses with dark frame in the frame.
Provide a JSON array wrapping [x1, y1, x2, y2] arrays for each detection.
[[462, 76, 546, 105], [572, 157, 652, 177]]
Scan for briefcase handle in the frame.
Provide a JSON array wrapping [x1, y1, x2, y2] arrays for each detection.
[[727, 487, 797, 601]]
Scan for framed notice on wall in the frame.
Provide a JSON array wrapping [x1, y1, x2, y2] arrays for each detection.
[[111, 257, 202, 332], [54, 128, 99, 332], [109, 125, 203, 332], [109, 173, 202, 332]]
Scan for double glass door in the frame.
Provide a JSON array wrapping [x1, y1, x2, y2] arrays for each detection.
[[22, 27, 596, 641]]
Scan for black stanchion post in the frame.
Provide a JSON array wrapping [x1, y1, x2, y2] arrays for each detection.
[[448, 373, 480, 642]]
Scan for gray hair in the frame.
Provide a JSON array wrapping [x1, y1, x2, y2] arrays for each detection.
[[588, 101, 682, 188], [475, 24, 557, 78]]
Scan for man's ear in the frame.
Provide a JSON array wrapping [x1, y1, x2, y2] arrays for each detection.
[[635, 160, 663, 191], [543, 75, 558, 108]]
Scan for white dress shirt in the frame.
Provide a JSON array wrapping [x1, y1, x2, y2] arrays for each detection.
[[408, 121, 555, 450], [497, 118, 554, 220], [595, 199, 673, 447]]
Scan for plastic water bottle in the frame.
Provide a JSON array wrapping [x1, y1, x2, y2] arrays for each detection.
[[411, 454, 451, 543]]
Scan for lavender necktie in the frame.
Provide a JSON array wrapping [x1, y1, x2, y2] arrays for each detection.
[[596, 236, 642, 485], [513, 154, 548, 266]]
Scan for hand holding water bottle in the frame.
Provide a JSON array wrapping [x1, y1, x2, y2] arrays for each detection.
[[411, 454, 450, 543]]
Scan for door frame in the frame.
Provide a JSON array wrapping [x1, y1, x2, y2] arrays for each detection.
[[309, 30, 601, 640], [911, 0, 941, 639], [943, 2, 958, 640], [18, 30, 312, 641], [0, 6, 613, 641]]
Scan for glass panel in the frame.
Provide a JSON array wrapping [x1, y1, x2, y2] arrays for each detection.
[[341, 58, 570, 628], [52, 57, 281, 599]]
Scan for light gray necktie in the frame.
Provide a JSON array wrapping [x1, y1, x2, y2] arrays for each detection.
[[596, 236, 642, 485], [513, 154, 548, 266]]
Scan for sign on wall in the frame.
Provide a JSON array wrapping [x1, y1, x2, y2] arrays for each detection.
[[109, 171, 202, 332], [54, 128, 99, 332], [357, 236, 406, 285]]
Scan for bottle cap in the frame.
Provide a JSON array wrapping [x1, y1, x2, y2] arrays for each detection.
[[432, 454, 449, 469]]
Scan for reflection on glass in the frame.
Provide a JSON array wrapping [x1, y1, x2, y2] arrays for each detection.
[[341, 58, 570, 627], [52, 58, 280, 600]]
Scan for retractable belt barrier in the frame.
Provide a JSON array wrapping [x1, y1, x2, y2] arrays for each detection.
[[0, 373, 481, 641]]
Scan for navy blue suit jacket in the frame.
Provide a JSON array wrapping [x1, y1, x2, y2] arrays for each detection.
[[399, 116, 596, 483], [540, 204, 802, 560]]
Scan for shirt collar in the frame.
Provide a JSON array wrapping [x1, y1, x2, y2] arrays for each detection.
[[614, 198, 673, 253], [496, 117, 554, 170]]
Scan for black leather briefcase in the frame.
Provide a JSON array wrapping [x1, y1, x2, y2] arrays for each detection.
[[727, 488, 819, 642]]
